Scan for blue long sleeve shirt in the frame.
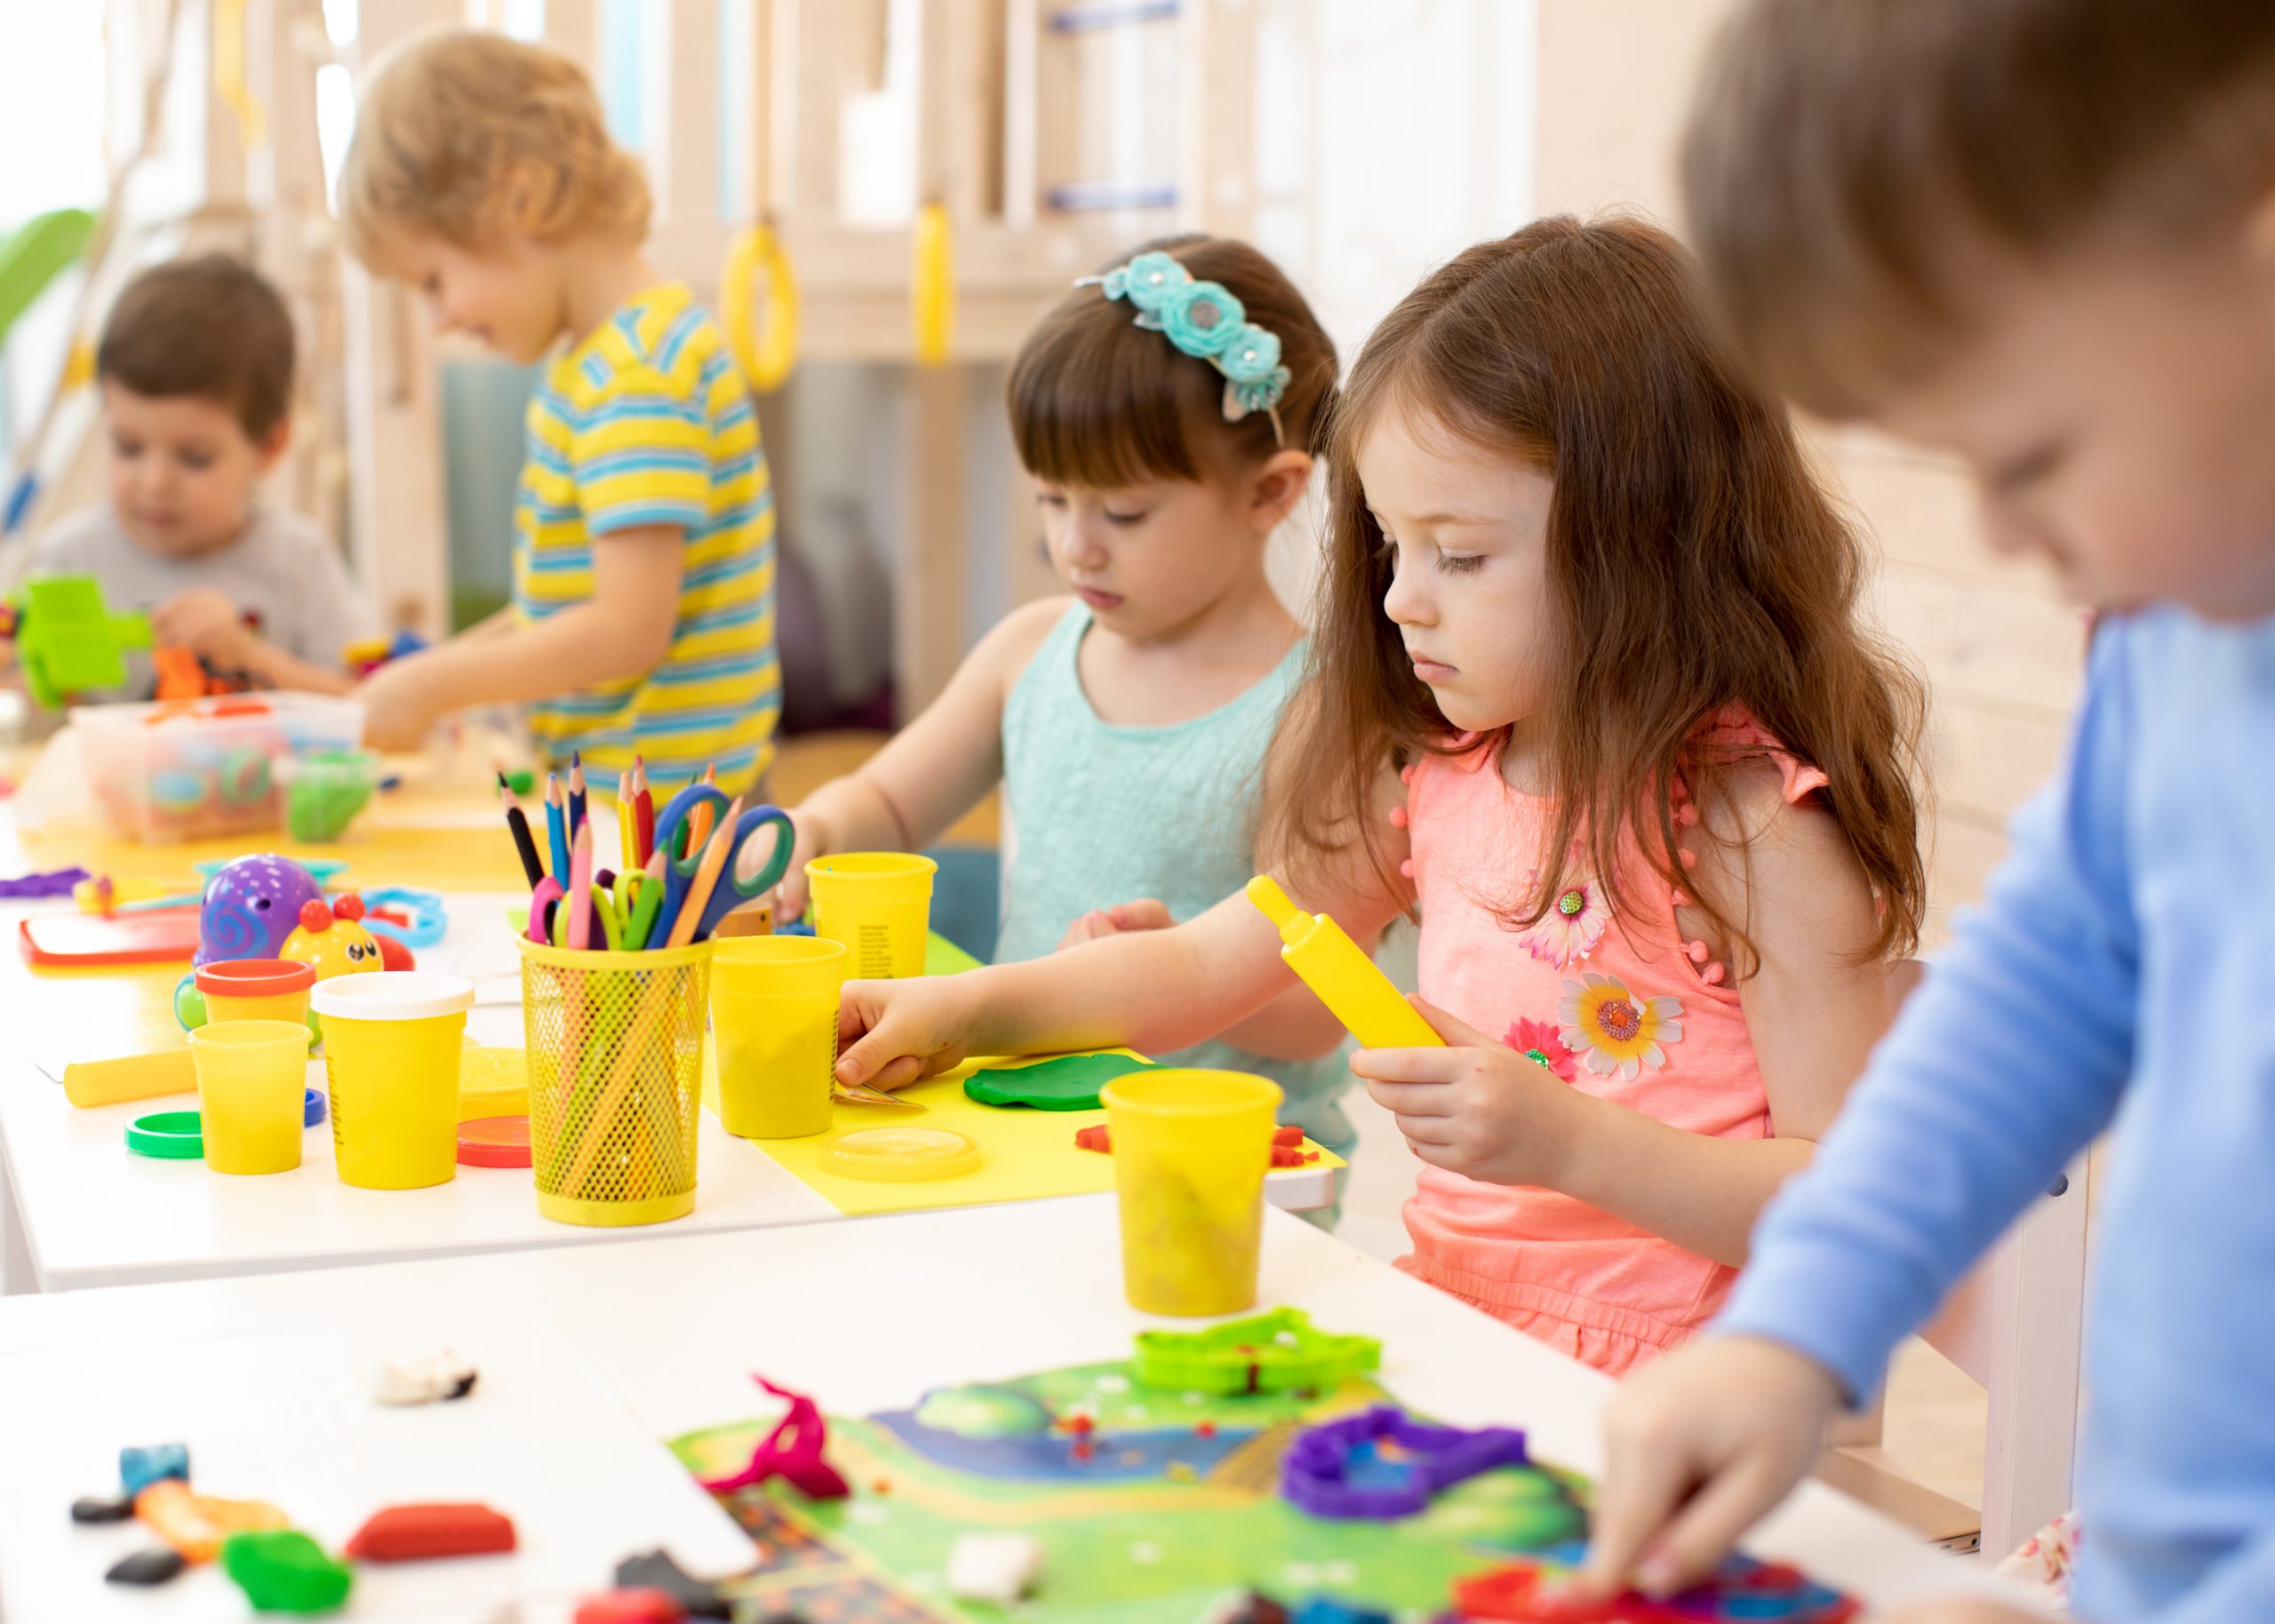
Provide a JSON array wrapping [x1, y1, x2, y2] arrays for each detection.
[[1720, 607, 2275, 1623]]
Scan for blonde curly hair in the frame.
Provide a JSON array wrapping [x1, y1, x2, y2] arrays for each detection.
[[339, 28, 651, 260]]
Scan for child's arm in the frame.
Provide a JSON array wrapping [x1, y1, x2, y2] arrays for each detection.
[[1354, 768, 1887, 1266], [354, 528, 682, 749], [778, 597, 1066, 919], [1582, 633, 2144, 1602]]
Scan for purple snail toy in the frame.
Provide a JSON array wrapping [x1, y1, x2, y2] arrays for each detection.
[[175, 855, 324, 1030], [193, 855, 323, 967]]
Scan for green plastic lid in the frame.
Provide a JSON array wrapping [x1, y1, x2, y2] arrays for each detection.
[[126, 1111, 204, 1158]]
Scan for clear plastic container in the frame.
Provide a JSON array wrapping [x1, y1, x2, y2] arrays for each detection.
[[72, 693, 365, 844]]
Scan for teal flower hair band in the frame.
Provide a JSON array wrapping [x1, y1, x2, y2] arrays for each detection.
[[1076, 251, 1295, 442]]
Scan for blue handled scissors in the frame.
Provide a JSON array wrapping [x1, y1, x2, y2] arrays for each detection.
[[643, 784, 795, 946]]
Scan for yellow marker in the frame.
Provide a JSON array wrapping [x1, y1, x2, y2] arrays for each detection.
[[1245, 876, 1443, 1050]]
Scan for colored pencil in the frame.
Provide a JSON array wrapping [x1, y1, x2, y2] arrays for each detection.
[[616, 770, 635, 866], [663, 795, 743, 947], [568, 752, 588, 839], [685, 763, 719, 855], [625, 850, 667, 948], [498, 774, 545, 889], [632, 757, 654, 867], [544, 775, 571, 885], [564, 821, 594, 950]]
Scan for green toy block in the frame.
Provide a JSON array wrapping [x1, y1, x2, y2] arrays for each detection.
[[1133, 1307, 1382, 1397], [220, 1530, 353, 1614], [4, 574, 153, 708]]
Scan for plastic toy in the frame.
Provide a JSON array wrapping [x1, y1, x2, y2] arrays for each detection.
[[1134, 1308, 1381, 1397], [279, 895, 384, 982], [105, 1548, 186, 1586], [458, 1116, 531, 1167], [945, 1530, 1044, 1603], [344, 1501, 518, 1561], [612, 1549, 731, 1620], [372, 1350, 478, 1406], [220, 1529, 354, 1613], [22, 910, 203, 969], [276, 748, 379, 841], [1247, 875, 1443, 1049], [125, 1111, 205, 1158], [193, 855, 325, 968], [358, 885, 448, 950], [342, 626, 428, 677], [1281, 1406, 1529, 1519], [120, 1443, 189, 1497], [965, 1051, 1156, 1111], [63, 1049, 196, 1109], [0, 865, 86, 898], [698, 1374, 850, 1501], [0, 573, 151, 707], [1449, 1553, 1860, 1624]]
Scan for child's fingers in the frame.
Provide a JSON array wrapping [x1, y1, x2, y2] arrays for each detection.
[[1105, 898, 1175, 931], [1362, 1078, 1457, 1117], [1350, 1045, 1465, 1084], [1409, 995, 1498, 1048], [1627, 1453, 1793, 1598], [1390, 1112, 1457, 1145], [1580, 1432, 1697, 1597]]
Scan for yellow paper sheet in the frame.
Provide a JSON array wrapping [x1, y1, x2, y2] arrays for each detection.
[[710, 1046, 1345, 1216]]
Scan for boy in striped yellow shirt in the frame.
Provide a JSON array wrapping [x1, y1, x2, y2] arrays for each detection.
[[339, 29, 778, 791]]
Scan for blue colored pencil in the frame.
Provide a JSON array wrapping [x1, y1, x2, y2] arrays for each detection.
[[569, 752, 588, 840], [545, 774, 571, 883]]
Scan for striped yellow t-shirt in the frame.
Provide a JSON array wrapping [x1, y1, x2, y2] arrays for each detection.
[[515, 283, 778, 791]]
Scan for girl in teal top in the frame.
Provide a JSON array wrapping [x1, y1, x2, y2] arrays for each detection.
[[783, 234, 1357, 1166]]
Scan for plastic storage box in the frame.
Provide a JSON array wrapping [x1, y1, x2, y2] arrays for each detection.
[[75, 693, 367, 844]]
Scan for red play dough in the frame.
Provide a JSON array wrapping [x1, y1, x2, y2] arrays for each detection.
[[343, 1501, 517, 1561]]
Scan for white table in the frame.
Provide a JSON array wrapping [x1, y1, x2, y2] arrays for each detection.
[[0, 1198, 2020, 1622], [1, 894, 1331, 1294]]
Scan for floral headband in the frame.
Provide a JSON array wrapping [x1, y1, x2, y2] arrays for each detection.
[[1075, 251, 1294, 442]]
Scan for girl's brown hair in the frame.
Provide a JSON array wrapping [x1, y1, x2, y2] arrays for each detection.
[[1268, 216, 1926, 971], [339, 29, 651, 262], [1009, 235, 1337, 488]]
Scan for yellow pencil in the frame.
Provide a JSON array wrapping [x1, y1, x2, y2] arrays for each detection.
[[616, 771, 635, 866], [664, 794, 742, 948]]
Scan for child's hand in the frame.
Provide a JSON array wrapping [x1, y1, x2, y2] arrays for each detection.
[[1581, 1336, 1844, 1600], [1352, 999, 1592, 1188], [1056, 899, 1175, 951], [151, 588, 255, 666], [355, 658, 442, 752], [834, 975, 978, 1092], [775, 808, 834, 924]]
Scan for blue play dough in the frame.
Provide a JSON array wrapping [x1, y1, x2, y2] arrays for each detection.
[[119, 1443, 188, 1498]]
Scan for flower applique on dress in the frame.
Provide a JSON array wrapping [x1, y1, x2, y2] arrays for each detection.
[[1518, 875, 1608, 967], [1505, 1017, 1577, 1081], [1559, 972, 1683, 1081]]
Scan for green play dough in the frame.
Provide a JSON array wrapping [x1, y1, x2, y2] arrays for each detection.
[[963, 1052, 1157, 1111], [914, 1384, 1051, 1437]]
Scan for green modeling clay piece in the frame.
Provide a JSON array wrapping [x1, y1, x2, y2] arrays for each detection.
[[1133, 1306, 1382, 1396], [962, 1052, 1157, 1111], [220, 1530, 353, 1614]]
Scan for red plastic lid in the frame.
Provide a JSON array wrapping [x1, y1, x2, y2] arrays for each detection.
[[457, 1116, 531, 1168], [195, 959, 318, 997]]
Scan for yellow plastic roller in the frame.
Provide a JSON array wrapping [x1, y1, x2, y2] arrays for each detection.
[[912, 202, 954, 366], [722, 220, 800, 393]]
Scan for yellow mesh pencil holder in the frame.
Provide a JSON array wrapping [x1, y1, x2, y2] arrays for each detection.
[[519, 938, 713, 1227]]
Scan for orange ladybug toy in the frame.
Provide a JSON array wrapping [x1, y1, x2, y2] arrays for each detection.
[[280, 895, 408, 981]]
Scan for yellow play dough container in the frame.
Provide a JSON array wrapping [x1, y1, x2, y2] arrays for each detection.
[[311, 972, 475, 1190], [711, 935, 847, 1139], [188, 1020, 312, 1175], [195, 959, 316, 1031], [805, 853, 936, 979], [1101, 1069, 1282, 1317]]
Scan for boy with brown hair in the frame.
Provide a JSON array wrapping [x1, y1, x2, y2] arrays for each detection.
[[22, 254, 369, 697], [1584, 4, 2275, 1622]]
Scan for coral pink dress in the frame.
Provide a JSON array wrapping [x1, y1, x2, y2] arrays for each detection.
[[1395, 713, 1828, 1374]]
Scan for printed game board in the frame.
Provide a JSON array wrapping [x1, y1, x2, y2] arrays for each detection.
[[667, 1324, 1857, 1624]]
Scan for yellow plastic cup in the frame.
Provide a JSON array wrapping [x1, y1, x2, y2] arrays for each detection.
[[711, 935, 848, 1139], [188, 1020, 312, 1175], [805, 853, 937, 979], [195, 959, 316, 1030], [310, 972, 475, 1190], [1100, 1069, 1283, 1317]]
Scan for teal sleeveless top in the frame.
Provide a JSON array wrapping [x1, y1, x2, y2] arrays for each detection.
[[996, 602, 1353, 1151]]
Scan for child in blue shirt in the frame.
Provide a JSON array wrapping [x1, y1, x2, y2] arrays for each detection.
[[1584, 4, 2275, 1622]]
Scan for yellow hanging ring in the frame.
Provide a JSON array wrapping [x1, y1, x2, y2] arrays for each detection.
[[912, 203, 954, 366], [722, 221, 800, 393]]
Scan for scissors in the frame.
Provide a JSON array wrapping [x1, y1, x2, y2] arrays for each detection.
[[644, 784, 795, 947], [527, 877, 564, 946]]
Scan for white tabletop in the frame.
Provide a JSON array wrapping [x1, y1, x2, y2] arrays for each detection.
[[1, 894, 1329, 1294], [0, 1198, 2017, 1621]]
